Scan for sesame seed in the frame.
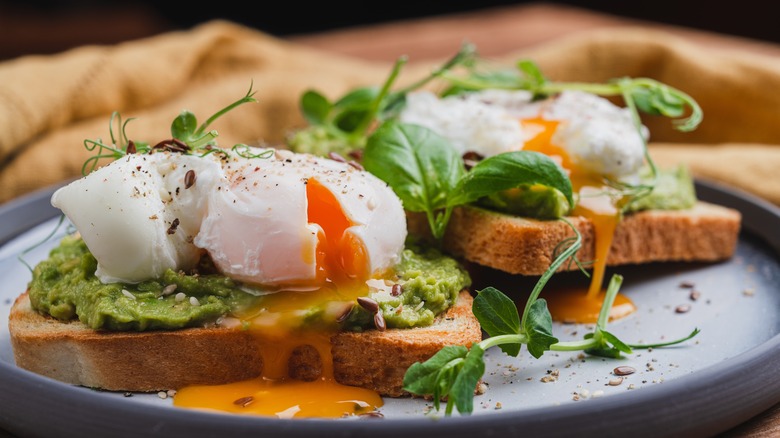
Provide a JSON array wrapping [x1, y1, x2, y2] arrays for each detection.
[[121, 289, 136, 300], [175, 292, 186, 302], [190, 297, 200, 306]]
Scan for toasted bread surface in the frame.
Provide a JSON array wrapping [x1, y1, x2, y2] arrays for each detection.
[[408, 201, 741, 276], [9, 290, 480, 396]]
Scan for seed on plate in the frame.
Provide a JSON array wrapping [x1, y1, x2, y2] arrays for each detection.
[[679, 281, 695, 289], [675, 304, 691, 313], [613, 366, 636, 376], [689, 290, 701, 301], [608, 377, 623, 386]]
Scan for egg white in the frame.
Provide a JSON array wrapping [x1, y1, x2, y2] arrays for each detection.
[[52, 148, 407, 288], [400, 89, 647, 180]]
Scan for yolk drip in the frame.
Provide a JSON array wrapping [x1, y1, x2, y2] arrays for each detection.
[[173, 177, 383, 418], [520, 118, 636, 324]]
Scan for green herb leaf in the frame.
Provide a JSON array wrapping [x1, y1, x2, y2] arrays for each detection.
[[448, 150, 574, 210], [363, 121, 465, 237], [300, 90, 332, 125], [450, 344, 485, 415], [403, 345, 468, 411], [516, 59, 547, 90], [171, 110, 198, 142], [473, 287, 521, 356], [584, 329, 633, 358], [524, 299, 558, 359]]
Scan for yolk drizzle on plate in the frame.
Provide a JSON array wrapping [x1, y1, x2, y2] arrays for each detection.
[[521, 118, 636, 323], [173, 178, 383, 418]]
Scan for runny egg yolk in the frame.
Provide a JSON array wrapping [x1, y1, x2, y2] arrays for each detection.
[[174, 177, 383, 418], [306, 177, 369, 287], [520, 118, 636, 324]]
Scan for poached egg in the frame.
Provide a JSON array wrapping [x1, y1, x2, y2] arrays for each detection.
[[51, 148, 407, 290], [51, 146, 408, 418], [400, 88, 647, 323], [400, 89, 648, 181]]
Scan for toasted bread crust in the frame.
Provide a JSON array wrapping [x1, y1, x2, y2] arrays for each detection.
[[8, 290, 480, 396], [408, 202, 741, 275]]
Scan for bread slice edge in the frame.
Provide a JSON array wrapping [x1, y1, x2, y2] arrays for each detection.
[[408, 201, 742, 276], [8, 290, 481, 397]]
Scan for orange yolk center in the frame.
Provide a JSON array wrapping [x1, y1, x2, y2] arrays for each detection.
[[173, 177, 383, 418], [521, 118, 636, 324]]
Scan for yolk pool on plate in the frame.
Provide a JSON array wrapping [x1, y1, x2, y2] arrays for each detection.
[[521, 118, 636, 324], [173, 177, 384, 418]]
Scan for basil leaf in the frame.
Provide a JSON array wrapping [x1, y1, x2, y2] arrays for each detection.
[[473, 287, 521, 356], [524, 299, 558, 359], [451, 344, 485, 415], [364, 121, 465, 213], [300, 90, 331, 125], [448, 151, 574, 212]]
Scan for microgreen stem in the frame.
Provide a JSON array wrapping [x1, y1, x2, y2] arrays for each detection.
[[520, 217, 581, 323], [197, 81, 258, 135]]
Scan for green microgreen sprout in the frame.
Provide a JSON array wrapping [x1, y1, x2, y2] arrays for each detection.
[[363, 121, 573, 240], [403, 268, 700, 416], [17, 214, 70, 273], [288, 42, 478, 156], [292, 45, 703, 417], [81, 82, 259, 175], [438, 59, 703, 211]]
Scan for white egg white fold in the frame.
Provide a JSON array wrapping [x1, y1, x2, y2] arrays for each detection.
[[52, 148, 407, 288]]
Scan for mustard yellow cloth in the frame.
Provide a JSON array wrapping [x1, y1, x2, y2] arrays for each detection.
[[1, 20, 779, 206]]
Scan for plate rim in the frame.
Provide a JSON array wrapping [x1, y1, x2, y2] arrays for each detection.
[[1, 178, 779, 438]]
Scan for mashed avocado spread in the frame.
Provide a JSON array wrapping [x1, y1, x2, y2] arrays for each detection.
[[477, 165, 696, 218], [27, 236, 470, 332], [623, 165, 697, 213]]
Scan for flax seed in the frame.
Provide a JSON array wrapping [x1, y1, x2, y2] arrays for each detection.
[[357, 297, 379, 314]]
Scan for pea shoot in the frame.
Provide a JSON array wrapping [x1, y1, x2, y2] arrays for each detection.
[[81, 82, 261, 175], [403, 271, 700, 416]]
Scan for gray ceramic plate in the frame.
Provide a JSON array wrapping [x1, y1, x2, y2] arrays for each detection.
[[0, 179, 779, 438]]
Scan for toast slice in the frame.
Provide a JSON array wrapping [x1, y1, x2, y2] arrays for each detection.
[[408, 201, 742, 276], [8, 290, 480, 397]]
